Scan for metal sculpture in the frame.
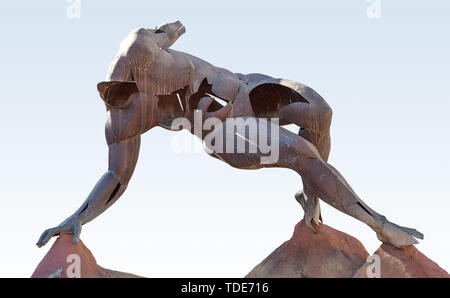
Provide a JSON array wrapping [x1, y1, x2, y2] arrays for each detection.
[[37, 21, 423, 249]]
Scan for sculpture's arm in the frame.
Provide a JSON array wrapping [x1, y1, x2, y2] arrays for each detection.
[[36, 135, 140, 247]]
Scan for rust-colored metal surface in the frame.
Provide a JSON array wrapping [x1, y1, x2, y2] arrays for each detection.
[[37, 21, 423, 249]]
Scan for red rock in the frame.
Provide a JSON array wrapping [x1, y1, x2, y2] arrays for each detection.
[[246, 219, 369, 278], [353, 243, 450, 278], [32, 234, 141, 278]]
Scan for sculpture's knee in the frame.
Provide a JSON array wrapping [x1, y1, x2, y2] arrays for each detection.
[[301, 85, 333, 132], [318, 104, 332, 131]]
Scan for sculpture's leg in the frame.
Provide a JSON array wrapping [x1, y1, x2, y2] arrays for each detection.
[[204, 118, 423, 248], [279, 92, 332, 227], [296, 125, 330, 226], [295, 188, 321, 231]]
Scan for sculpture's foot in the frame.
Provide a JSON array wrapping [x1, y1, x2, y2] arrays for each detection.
[[375, 220, 424, 248], [295, 190, 322, 232]]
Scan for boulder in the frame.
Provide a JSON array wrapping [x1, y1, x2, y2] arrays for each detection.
[[32, 234, 141, 278], [32, 221, 449, 278], [353, 243, 450, 278], [246, 219, 369, 278]]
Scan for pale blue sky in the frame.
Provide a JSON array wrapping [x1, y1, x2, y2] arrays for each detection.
[[0, 0, 449, 277]]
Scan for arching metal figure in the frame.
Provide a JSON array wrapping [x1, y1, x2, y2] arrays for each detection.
[[37, 21, 423, 249]]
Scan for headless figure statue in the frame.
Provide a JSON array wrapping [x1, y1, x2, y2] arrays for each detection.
[[37, 21, 423, 249]]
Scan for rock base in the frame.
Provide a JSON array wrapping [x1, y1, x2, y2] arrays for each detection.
[[32, 234, 141, 278], [247, 219, 449, 278], [353, 243, 450, 278], [246, 220, 369, 278], [32, 220, 449, 278]]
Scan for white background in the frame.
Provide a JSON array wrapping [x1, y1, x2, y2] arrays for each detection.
[[0, 1, 449, 277]]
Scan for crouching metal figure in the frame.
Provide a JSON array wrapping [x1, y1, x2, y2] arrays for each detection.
[[37, 21, 423, 249]]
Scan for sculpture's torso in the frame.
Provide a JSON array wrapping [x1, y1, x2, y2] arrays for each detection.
[[101, 28, 308, 144]]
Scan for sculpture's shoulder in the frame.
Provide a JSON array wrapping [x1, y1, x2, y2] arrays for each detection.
[[116, 28, 161, 68], [139, 48, 195, 95], [104, 28, 162, 83], [108, 31, 244, 99], [109, 31, 195, 95]]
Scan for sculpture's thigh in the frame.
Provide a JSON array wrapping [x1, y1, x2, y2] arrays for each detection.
[[202, 117, 319, 171], [273, 83, 332, 161], [279, 100, 332, 161]]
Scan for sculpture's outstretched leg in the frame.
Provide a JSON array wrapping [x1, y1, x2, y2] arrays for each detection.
[[203, 117, 423, 248]]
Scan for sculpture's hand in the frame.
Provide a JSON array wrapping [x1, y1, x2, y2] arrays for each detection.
[[36, 216, 82, 247]]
